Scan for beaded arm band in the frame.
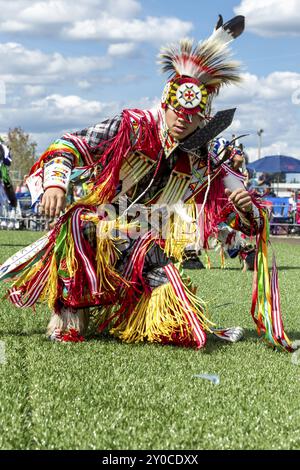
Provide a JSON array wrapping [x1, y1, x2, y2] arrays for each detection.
[[43, 156, 73, 192]]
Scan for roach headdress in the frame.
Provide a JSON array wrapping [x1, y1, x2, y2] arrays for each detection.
[[159, 15, 245, 119]]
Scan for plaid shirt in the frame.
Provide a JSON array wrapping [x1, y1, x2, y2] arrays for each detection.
[[72, 114, 122, 153]]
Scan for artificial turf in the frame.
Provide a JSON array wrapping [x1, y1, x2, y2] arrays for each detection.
[[0, 231, 300, 450]]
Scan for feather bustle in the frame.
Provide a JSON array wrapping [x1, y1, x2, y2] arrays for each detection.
[[158, 37, 241, 94]]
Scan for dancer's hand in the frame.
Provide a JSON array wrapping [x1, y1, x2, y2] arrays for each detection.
[[40, 187, 66, 218], [225, 188, 252, 213]]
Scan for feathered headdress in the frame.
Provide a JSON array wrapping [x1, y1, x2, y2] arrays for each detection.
[[159, 15, 245, 118]]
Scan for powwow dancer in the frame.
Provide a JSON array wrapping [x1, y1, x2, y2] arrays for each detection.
[[205, 138, 256, 271], [0, 141, 17, 212], [0, 15, 295, 352]]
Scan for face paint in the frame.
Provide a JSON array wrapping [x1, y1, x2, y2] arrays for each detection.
[[172, 107, 193, 123], [165, 107, 202, 141]]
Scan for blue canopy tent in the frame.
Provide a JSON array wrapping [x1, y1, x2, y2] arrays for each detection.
[[248, 155, 300, 234], [248, 155, 300, 173]]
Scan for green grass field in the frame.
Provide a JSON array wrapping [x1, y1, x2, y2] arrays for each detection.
[[0, 231, 300, 450]]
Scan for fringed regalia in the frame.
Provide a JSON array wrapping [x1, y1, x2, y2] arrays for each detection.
[[0, 15, 295, 351]]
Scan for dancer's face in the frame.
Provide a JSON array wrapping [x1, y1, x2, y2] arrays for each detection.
[[165, 108, 202, 141]]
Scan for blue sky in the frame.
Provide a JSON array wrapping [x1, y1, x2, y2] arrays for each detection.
[[0, 0, 299, 161]]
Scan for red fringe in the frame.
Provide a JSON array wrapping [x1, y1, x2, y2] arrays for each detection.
[[31, 109, 162, 202], [92, 109, 161, 202], [195, 170, 228, 248]]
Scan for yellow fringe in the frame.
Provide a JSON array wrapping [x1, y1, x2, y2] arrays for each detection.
[[40, 254, 58, 309], [95, 220, 124, 293], [63, 176, 112, 214], [111, 281, 214, 344], [164, 201, 197, 261], [111, 295, 150, 343], [81, 215, 134, 294], [74, 177, 112, 207], [11, 259, 44, 289], [205, 250, 211, 269], [65, 223, 78, 278], [220, 247, 226, 269]]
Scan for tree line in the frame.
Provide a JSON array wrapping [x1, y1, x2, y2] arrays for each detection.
[[1, 127, 37, 185]]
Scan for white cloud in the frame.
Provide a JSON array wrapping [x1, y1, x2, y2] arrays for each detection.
[[0, 0, 193, 44], [0, 20, 30, 33], [103, 0, 141, 18], [0, 93, 120, 140], [234, 0, 300, 36], [0, 79, 6, 104], [65, 16, 193, 43], [0, 89, 160, 154], [219, 71, 300, 103], [77, 80, 92, 90], [24, 84, 46, 96], [246, 141, 300, 162], [122, 95, 160, 112], [0, 0, 141, 28], [214, 70, 300, 161], [108, 43, 137, 57], [0, 42, 112, 86], [32, 94, 106, 116]]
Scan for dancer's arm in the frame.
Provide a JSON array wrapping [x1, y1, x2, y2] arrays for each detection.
[[38, 115, 122, 217]]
